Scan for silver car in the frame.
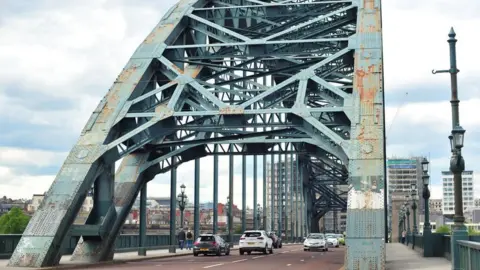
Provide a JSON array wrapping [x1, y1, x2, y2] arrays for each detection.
[[303, 233, 328, 252]]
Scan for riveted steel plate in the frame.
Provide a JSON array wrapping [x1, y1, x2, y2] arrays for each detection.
[[114, 182, 137, 207], [345, 238, 386, 270], [23, 209, 67, 236], [65, 145, 106, 164], [346, 209, 384, 238], [7, 236, 54, 267]]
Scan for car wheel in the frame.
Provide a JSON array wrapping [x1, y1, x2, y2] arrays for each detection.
[[304, 248, 308, 251], [247, 251, 251, 255], [216, 248, 221, 256], [279, 243, 282, 248], [193, 252, 198, 256], [263, 245, 268, 254], [240, 249, 244, 255], [326, 248, 329, 251], [226, 248, 230, 256], [269, 245, 273, 254]]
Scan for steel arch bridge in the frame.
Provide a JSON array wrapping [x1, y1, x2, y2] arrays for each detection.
[[8, 0, 385, 269]]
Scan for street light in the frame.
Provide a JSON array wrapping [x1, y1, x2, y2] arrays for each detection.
[[411, 183, 418, 249], [257, 203, 262, 229], [404, 200, 410, 246], [226, 196, 232, 246], [422, 157, 432, 257], [177, 184, 188, 229], [432, 28, 468, 269]]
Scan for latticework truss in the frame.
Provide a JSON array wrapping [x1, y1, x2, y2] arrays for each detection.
[[9, 1, 385, 269]]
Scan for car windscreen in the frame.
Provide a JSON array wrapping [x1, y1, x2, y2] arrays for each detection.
[[244, 232, 262, 237], [199, 236, 215, 242], [307, 235, 324, 239]]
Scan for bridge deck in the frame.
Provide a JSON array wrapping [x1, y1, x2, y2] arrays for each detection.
[[386, 243, 450, 270]]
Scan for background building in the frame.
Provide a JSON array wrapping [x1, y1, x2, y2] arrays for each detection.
[[387, 157, 425, 241], [429, 199, 443, 214], [266, 157, 303, 236], [441, 170, 475, 217]]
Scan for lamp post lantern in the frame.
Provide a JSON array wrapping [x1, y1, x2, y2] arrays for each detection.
[[422, 157, 433, 257], [411, 183, 418, 249], [433, 28, 468, 269], [405, 200, 410, 246], [177, 184, 187, 229], [226, 196, 232, 246], [257, 204, 262, 230]]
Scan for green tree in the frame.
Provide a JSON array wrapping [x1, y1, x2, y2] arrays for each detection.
[[468, 226, 480, 235], [234, 225, 243, 234], [436, 225, 451, 234], [0, 207, 31, 234]]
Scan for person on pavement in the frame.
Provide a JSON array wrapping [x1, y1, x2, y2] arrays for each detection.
[[178, 228, 186, 250], [186, 229, 193, 250]]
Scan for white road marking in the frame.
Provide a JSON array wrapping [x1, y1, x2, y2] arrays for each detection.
[[300, 259, 305, 262], [252, 255, 265, 259], [282, 251, 290, 253], [287, 264, 292, 266], [231, 259, 248, 263], [203, 263, 224, 268]]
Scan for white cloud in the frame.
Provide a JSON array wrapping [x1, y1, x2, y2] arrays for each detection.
[[0, 147, 67, 167], [429, 184, 443, 200], [0, 166, 55, 199]]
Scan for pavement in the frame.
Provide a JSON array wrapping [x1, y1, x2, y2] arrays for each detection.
[[80, 244, 345, 270], [386, 243, 451, 270]]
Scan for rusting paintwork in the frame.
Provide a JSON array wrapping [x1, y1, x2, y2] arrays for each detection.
[[345, 0, 385, 269]]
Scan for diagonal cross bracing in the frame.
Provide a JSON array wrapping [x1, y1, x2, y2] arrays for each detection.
[[9, 0, 385, 269]]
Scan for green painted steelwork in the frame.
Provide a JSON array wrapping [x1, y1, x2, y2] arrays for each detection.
[[0, 234, 243, 260]]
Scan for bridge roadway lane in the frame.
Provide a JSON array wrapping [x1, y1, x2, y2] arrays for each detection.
[[83, 245, 345, 270]]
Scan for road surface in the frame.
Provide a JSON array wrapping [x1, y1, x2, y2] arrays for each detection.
[[82, 245, 345, 270]]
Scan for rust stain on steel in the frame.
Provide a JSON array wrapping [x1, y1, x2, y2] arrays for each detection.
[[219, 106, 244, 115], [144, 24, 174, 44]]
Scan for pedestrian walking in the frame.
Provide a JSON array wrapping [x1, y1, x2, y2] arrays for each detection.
[[186, 229, 194, 250], [401, 230, 406, 244], [178, 228, 186, 250]]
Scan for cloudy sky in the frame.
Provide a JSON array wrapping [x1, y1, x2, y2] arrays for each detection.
[[0, 0, 479, 208]]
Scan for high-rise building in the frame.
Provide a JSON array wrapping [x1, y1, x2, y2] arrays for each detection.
[[441, 170, 475, 217], [429, 199, 443, 214], [387, 157, 425, 242], [265, 156, 303, 236]]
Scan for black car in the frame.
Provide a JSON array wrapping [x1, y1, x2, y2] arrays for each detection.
[[193, 234, 230, 256], [268, 231, 283, 248]]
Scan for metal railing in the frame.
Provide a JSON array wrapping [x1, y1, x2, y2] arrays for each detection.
[[0, 233, 243, 259], [457, 240, 480, 270]]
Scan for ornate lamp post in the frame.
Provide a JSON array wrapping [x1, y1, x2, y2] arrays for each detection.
[[177, 184, 187, 229], [422, 157, 432, 256], [405, 199, 411, 246], [398, 208, 404, 243], [226, 196, 232, 246], [432, 28, 467, 268], [411, 183, 418, 249], [257, 203, 262, 230]]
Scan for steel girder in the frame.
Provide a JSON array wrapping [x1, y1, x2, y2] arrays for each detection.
[[9, 0, 385, 269]]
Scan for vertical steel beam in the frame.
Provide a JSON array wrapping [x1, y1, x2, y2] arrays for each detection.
[[253, 106, 258, 230], [345, 0, 386, 268], [169, 157, 177, 253], [278, 153, 282, 236], [138, 183, 147, 256], [290, 150, 294, 241], [242, 153, 246, 232], [263, 153, 267, 231], [295, 155, 299, 241], [300, 159, 304, 238], [213, 135, 219, 234], [194, 159, 200, 239], [270, 154, 275, 232], [228, 145, 234, 245], [283, 149, 288, 241]]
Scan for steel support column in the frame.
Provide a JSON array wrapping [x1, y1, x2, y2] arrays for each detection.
[[270, 154, 275, 232], [169, 158, 177, 254], [138, 183, 147, 256], [242, 153, 247, 232], [213, 136, 219, 234], [228, 145, 234, 246], [194, 159, 200, 239]]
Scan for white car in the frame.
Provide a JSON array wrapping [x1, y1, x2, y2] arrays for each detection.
[[325, 234, 340, 247], [239, 230, 273, 255], [303, 234, 328, 252]]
